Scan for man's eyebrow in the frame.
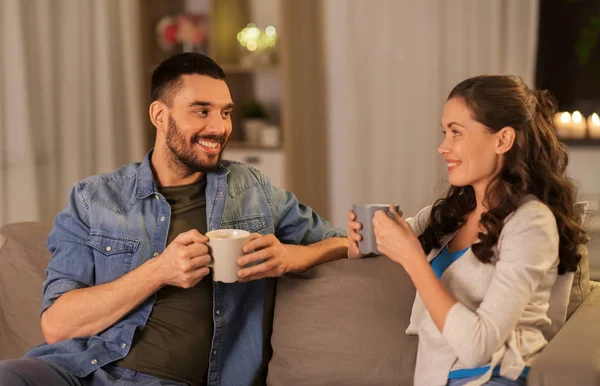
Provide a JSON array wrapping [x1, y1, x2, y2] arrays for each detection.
[[188, 101, 235, 109]]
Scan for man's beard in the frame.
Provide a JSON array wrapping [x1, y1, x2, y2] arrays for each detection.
[[165, 116, 227, 174]]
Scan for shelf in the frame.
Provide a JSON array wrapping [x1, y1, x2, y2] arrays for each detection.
[[562, 139, 600, 147]]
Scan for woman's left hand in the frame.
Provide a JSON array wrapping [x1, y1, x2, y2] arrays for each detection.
[[373, 205, 427, 268]]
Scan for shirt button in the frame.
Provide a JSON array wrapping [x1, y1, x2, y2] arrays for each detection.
[[160, 216, 166, 222], [105, 246, 112, 252], [91, 359, 98, 365], [213, 350, 217, 355], [121, 343, 127, 349], [153, 252, 159, 257], [155, 194, 160, 200], [218, 191, 224, 197], [216, 310, 220, 315]]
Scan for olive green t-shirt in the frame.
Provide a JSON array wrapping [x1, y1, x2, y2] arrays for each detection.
[[116, 178, 212, 386]]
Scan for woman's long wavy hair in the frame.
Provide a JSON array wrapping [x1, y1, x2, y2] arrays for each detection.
[[419, 75, 588, 274]]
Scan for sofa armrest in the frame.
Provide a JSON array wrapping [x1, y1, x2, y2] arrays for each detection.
[[528, 287, 600, 386]]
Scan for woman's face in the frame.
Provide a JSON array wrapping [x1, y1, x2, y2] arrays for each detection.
[[438, 98, 505, 191]]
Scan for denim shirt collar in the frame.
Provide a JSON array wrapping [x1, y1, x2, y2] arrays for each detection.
[[134, 149, 231, 200]]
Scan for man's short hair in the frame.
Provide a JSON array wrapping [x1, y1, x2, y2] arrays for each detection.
[[150, 52, 226, 106]]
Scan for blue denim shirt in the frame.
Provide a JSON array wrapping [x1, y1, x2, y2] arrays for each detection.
[[25, 150, 346, 385]]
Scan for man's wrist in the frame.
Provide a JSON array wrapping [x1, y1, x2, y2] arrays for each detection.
[[301, 237, 348, 270], [285, 244, 310, 273], [140, 256, 168, 289]]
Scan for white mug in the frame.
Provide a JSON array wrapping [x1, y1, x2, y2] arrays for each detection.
[[206, 229, 250, 283]]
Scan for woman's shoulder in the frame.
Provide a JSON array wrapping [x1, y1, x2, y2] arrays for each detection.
[[407, 205, 434, 235], [495, 195, 561, 276], [504, 195, 556, 227], [499, 195, 559, 249]]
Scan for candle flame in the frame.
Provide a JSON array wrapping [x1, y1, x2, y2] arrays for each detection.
[[592, 113, 600, 126], [560, 112, 571, 123], [572, 111, 582, 123]]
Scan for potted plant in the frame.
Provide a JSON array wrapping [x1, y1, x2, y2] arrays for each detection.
[[241, 100, 268, 144]]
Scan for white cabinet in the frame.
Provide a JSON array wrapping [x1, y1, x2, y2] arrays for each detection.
[[222, 147, 286, 189]]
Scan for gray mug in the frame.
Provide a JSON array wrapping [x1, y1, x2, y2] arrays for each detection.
[[353, 204, 400, 255]]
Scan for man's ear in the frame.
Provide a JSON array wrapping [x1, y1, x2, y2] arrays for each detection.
[[149, 101, 168, 133], [496, 126, 516, 155]]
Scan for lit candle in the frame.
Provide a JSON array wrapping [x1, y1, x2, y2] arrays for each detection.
[[588, 113, 600, 139], [553, 112, 572, 138], [571, 111, 587, 139]]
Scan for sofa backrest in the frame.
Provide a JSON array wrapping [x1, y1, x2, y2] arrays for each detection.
[[0, 222, 52, 360], [268, 257, 419, 386]]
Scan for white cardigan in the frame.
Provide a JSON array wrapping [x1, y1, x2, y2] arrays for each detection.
[[406, 196, 573, 386]]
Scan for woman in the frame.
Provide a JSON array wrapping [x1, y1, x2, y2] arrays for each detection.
[[347, 75, 588, 386]]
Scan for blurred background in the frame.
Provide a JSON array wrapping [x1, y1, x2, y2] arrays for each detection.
[[1, 0, 599, 277]]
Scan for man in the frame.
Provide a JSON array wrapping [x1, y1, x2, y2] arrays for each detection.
[[0, 53, 348, 386]]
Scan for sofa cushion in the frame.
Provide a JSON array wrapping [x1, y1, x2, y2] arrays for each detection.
[[567, 202, 591, 318], [544, 202, 590, 339], [0, 222, 52, 360], [268, 256, 418, 386], [566, 242, 591, 318]]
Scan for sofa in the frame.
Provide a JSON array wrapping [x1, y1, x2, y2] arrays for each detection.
[[0, 221, 599, 386]]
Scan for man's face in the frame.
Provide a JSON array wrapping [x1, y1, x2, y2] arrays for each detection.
[[164, 74, 234, 173]]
